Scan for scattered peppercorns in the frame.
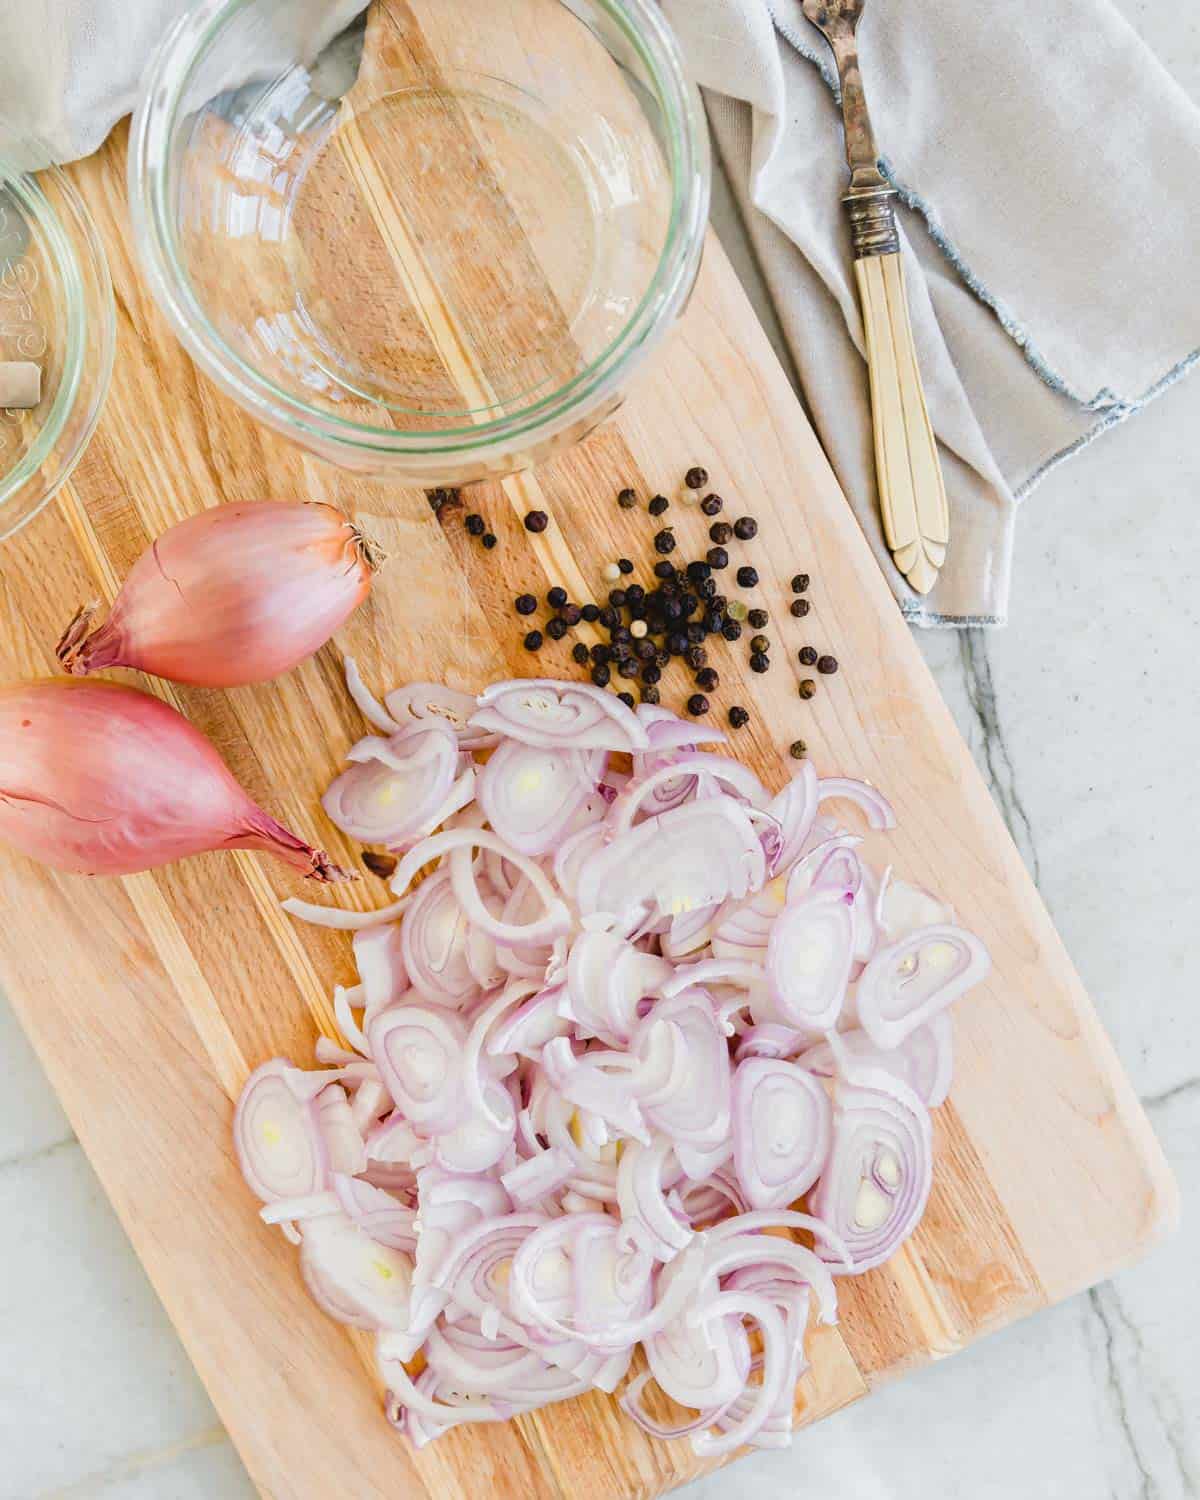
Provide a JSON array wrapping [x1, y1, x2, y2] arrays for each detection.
[[465, 513, 485, 536], [653, 560, 675, 580], [799, 679, 816, 699], [547, 586, 567, 608], [728, 706, 750, 728], [648, 495, 669, 516], [654, 528, 676, 554], [748, 608, 768, 629], [749, 652, 770, 674], [695, 667, 719, 691], [798, 646, 818, 666], [686, 693, 710, 716], [617, 487, 638, 509], [609, 589, 627, 609], [641, 662, 661, 684], [750, 634, 770, 654], [524, 510, 548, 532], [618, 557, 634, 574], [733, 517, 758, 541], [791, 573, 810, 594], [618, 691, 635, 708], [707, 546, 729, 569], [524, 629, 543, 651], [726, 600, 748, 622], [561, 603, 582, 626], [685, 466, 709, 490], [790, 599, 810, 618], [515, 593, 537, 615], [817, 654, 839, 674], [700, 494, 723, 516], [709, 521, 733, 545], [591, 664, 611, 687], [582, 602, 600, 623], [572, 642, 590, 665], [722, 619, 743, 641], [641, 684, 661, 704], [789, 740, 808, 760], [736, 566, 759, 588], [685, 644, 708, 670], [482, 533, 497, 549], [546, 618, 567, 641]]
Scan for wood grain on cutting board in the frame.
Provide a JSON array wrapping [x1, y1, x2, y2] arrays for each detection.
[[0, 1, 1175, 1495]]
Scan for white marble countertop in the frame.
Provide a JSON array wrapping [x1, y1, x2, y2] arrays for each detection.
[[3, 14, 1197, 1497]]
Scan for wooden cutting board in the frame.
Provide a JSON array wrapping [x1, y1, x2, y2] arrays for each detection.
[[0, 6, 1176, 1494]]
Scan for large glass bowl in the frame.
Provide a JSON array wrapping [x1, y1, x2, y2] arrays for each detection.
[[0, 124, 114, 541], [129, 0, 710, 485]]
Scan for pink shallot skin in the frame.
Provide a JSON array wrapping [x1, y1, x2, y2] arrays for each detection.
[[0, 678, 350, 881], [56, 501, 382, 688]]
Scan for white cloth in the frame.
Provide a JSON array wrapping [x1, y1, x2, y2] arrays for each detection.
[[663, 0, 1200, 625]]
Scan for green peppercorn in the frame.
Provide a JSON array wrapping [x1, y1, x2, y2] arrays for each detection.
[[726, 599, 748, 622]]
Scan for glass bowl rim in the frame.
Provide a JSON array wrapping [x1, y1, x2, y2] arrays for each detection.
[[0, 138, 115, 539], [128, 0, 710, 459]]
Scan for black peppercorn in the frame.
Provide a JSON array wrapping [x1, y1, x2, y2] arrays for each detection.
[[626, 584, 646, 607], [661, 596, 683, 623], [654, 559, 675, 580], [685, 466, 709, 490], [618, 691, 635, 708], [641, 684, 661, 705], [524, 630, 543, 651], [790, 573, 810, 593], [466, 513, 485, 536], [728, 705, 750, 729], [686, 560, 711, 584], [524, 510, 548, 532], [617, 487, 638, 509], [546, 617, 568, 641], [790, 599, 810, 618], [599, 606, 618, 629], [798, 646, 818, 666], [700, 493, 723, 516], [686, 622, 706, 644], [581, 602, 600, 623], [560, 602, 582, 626], [591, 664, 611, 687], [695, 667, 719, 691], [817, 654, 839, 675], [610, 624, 632, 646], [591, 643, 611, 665], [482, 533, 497, 549], [666, 631, 689, 655], [572, 642, 590, 665], [640, 662, 661, 684], [679, 594, 699, 618], [749, 652, 770, 674], [654, 528, 676, 554], [618, 658, 640, 679], [748, 608, 768, 629], [722, 620, 743, 642], [426, 488, 447, 513], [733, 516, 757, 540], [648, 495, 669, 516], [704, 611, 725, 634], [362, 850, 399, 879], [707, 546, 729, 569], [655, 648, 671, 669], [711, 594, 727, 614], [681, 645, 704, 671], [608, 588, 627, 608], [545, 586, 566, 609], [634, 638, 656, 662], [686, 693, 710, 716], [789, 740, 808, 760], [736, 565, 759, 588], [750, 634, 770, 654], [709, 522, 733, 545], [618, 558, 634, 575], [515, 593, 537, 615], [798, 679, 816, 699]]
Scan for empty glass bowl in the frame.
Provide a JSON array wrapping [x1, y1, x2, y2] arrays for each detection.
[[0, 122, 114, 541], [130, 0, 710, 485]]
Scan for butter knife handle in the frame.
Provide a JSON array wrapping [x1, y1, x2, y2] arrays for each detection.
[[853, 248, 949, 597]]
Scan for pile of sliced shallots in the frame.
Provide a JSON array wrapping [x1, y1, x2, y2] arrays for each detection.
[[234, 669, 990, 1452]]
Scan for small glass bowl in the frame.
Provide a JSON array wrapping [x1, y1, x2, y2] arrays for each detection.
[[129, 0, 709, 485], [0, 124, 114, 541]]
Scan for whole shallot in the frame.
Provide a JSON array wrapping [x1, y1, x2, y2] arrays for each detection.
[[56, 501, 384, 688], [0, 678, 350, 881]]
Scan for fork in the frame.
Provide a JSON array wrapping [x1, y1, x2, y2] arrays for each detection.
[[801, 0, 948, 597]]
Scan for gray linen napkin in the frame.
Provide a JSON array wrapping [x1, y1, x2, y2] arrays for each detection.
[[662, 0, 1200, 626]]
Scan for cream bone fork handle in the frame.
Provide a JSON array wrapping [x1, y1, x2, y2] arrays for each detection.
[[801, 0, 949, 596]]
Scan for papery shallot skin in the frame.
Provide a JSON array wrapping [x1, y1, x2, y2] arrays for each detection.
[[56, 501, 382, 687], [0, 678, 348, 880]]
